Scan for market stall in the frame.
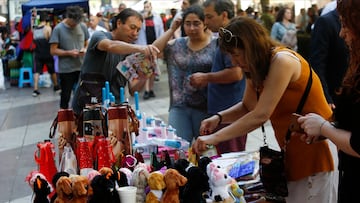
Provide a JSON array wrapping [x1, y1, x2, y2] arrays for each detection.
[[21, 0, 89, 16], [5, 0, 90, 86]]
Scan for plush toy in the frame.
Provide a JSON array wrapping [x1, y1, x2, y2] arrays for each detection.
[[119, 167, 133, 186], [173, 159, 191, 178], [99, 167, 113, 175], [25, 170, 53, 203], [131, 164, 150, 203], [159, 150, 173, 169], [51, 171, 70, 203], [173, 158, 192, 200], [207, 162, 235, 203], [88, 173, 120, 203], [99, 166, 128, 187], [161, 168, 187, 203], [150, 152, 162, 171], [70, 175, 92, 203], [182, 166, 210, 203], [86, 169, 101, 183], [135, 151, 145, 163], [54, 176, 73, 203], [146, 171, 166, 203]]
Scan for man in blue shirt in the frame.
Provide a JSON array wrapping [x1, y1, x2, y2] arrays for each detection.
[[190, 0, 246, 153]]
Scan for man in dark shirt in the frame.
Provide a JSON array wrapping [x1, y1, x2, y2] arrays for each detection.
[[310, 9, 349, 109], [72, 8, 159, 114]]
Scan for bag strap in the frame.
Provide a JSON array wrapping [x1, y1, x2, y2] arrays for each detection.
[[260, 64, 313, 147], [285, 66, 312, 142], [49, 116, 58, 139]]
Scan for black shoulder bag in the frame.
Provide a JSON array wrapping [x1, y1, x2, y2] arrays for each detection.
[[259, 66, 313, 202]]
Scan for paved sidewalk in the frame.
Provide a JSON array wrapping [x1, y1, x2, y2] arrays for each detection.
[[0, 70, 277, 203]]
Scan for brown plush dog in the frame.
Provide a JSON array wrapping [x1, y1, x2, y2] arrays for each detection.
[[71, 175, 92, 203], [146, 171, 166, 203], [54, 176, 73, 203], [161, 169, 188, 203]]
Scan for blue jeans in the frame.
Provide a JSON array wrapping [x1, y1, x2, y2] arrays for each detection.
[[168, 106, 209, 143]]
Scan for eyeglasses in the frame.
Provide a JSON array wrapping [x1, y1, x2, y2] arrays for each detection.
[[219, 27, 241, 47], [184, 21, 202, 28]]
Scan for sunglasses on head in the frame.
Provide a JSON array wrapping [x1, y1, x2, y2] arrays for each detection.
[[219, 27, 241, 47]]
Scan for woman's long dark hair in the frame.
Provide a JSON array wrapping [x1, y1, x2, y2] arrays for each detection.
[[337, 0, 360, 97]]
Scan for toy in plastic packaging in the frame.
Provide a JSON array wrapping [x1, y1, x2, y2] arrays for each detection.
[[59, 143, 78, 175], [116, 53, 159, 81]]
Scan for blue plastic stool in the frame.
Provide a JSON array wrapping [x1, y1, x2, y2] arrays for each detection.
[[18, 67, 34, 88]]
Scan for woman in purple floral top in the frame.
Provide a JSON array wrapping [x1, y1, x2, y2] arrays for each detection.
[[153, 5, 217, 142]]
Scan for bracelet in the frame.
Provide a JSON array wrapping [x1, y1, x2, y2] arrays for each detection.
[[320, 120, 328, 135], [214, 113, 222, 126]]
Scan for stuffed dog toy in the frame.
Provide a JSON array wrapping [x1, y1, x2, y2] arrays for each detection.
[[88, 172, 120, 203], [161, 168, 187, 203], [54, 176, 73, 203], [54, 175, 91, 203], [173, 158, 193, 201], [71, 175, 92, 203], [146, 171, 166, 203], [51, 171, 70, 203], [98, 166, 128, 187]]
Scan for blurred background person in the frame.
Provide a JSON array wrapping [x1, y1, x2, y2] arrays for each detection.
[[87, 14, 107, 41], [306, 6, 319, 34], [271, 7, 297, 50], [295, 8, 309, 33], [172, 0, 202, 38], [96, 12, 109, 31], [118, 2, 127, 13], [135, 0, 164, 100], [166, 8, 177, 31], [260, 5, 275, 34], [310, 9, 348, 110], [50, 6, 89, 109], [32, 12, 60, 97]]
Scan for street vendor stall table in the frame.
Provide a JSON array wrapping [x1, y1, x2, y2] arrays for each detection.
[[21, 0, 89, 17]]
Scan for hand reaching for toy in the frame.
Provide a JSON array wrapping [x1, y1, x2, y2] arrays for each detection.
[[199, 115, 221, 135], [192, 134, 219, 155]]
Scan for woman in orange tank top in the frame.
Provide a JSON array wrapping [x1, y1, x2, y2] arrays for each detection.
[[192, 17, 335, 203]]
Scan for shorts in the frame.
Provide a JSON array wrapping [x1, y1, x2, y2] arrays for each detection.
[[34, 57, 55, 74]]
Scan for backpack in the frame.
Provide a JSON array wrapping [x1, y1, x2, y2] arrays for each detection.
[[280, 24, 297, 50]]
